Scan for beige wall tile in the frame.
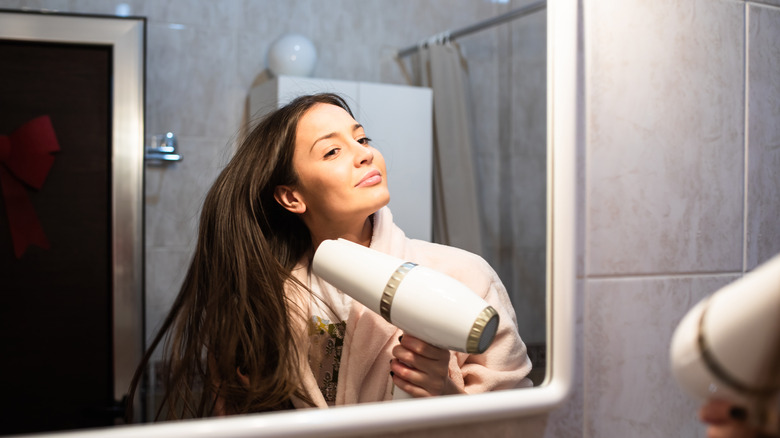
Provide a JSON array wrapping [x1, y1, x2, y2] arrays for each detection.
[[747, 3, 780, 268], [586, 0, 745, 275], [752, 0, 780, 7], [145, 137, 231, 248], [145, 22, 241, 139], [137, 0, 240, 28], [144, 246, 192, 348], [584, 275, 736, 437], [0, 0, 69, 10]]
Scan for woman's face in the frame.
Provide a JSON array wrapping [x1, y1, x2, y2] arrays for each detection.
[[278, 103, 390, 225]]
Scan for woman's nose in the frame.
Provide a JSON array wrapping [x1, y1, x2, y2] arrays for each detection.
[[353, 141, 374, 166]]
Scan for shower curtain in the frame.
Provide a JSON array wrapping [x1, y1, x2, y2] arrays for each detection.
[[412, 42, 483, 255]]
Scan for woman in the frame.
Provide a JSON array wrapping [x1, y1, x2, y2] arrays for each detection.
[[126, 93, 531, 421]]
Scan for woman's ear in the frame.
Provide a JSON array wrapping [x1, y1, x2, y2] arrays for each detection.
[[274, 185, 307, 214]]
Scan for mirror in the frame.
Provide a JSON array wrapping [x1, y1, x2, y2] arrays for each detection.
[[0, 0, 576, 435]]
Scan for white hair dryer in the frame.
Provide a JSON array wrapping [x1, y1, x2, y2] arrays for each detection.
[[670, 253, 780, 430], [312, 239, 500, 399]]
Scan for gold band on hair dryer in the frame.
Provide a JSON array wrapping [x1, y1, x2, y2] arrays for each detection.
[[312, 238, 500, 355]]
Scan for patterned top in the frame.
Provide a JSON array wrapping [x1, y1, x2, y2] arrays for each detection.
[[307, 316, 346, 405], [307, 275, 352, 405]]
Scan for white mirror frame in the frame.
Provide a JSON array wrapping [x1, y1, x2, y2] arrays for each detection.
[[7, 0, 577, 435]]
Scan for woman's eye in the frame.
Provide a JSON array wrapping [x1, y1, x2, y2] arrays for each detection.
[[357, 137, 372, 146], [324, 147, 340, 158]]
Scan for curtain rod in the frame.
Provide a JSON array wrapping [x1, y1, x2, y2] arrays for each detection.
[[396, 0, 546, 59]]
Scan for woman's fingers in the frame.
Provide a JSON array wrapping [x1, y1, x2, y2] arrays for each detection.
[[700, 399, 734, 424], [699, 400, 758, 438], [704, 423, 757, 438], [390, 366, 438, 397], [390, 334, 451, 397], [394, 334, 450, 362], [390, 358, 446, 396]]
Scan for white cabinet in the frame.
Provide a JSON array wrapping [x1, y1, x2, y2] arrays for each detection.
[[250, 76, 433, 241]]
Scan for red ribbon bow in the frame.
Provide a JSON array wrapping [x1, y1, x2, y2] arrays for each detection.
[[0, 116, 60, 258]]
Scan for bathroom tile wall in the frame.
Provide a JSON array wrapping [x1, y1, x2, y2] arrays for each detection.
[[587, 0, 745, 276], [583, 277, 726, 437], [747, 2, 780, 269], [577, 1, 780, 437], [504, 7, 548, 345]]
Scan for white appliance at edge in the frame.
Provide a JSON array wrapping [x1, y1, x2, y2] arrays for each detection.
[[250, 76, 433, 242], [670, 253, 780, 431]]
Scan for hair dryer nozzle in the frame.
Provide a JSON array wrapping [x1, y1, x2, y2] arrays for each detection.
[[471, 306, 500, 354]]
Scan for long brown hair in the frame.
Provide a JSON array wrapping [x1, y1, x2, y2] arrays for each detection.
[[126, 93, 355, 421]]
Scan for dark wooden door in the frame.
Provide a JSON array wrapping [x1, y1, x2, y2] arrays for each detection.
[[0, 39, 116, 435]]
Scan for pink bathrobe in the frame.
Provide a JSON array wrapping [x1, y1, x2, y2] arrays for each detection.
[[290, 207, 532, 408]]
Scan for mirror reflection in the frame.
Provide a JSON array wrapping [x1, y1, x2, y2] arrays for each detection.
[[144, 0, 547, 420], [133, 91, 535, 419], [0, 0, 546, 435]]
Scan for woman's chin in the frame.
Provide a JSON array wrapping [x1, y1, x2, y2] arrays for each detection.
[[373, 194, 391, 212]]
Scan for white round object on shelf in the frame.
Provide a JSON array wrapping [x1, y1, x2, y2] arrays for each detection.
[[267, 33, 317, 77]]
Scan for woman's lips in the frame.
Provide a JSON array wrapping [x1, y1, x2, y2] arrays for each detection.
[[356, 170, 382, 187]]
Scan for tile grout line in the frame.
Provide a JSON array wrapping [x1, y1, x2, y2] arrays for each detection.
[[585, 271, 744, 281], [743, 2, 750, 273]]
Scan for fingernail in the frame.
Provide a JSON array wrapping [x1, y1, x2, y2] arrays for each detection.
[[729, 407, 748, 421]]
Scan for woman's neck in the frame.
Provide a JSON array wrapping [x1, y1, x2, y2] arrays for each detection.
[[309, 214, 374, 250]]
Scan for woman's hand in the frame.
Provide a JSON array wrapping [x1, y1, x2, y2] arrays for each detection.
[[389, 334, 465, 397], [699, 399, 761, 438]]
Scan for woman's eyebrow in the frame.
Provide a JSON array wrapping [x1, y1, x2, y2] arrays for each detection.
[[310, 124, 365, 151], [310, 132, 337, 151]]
